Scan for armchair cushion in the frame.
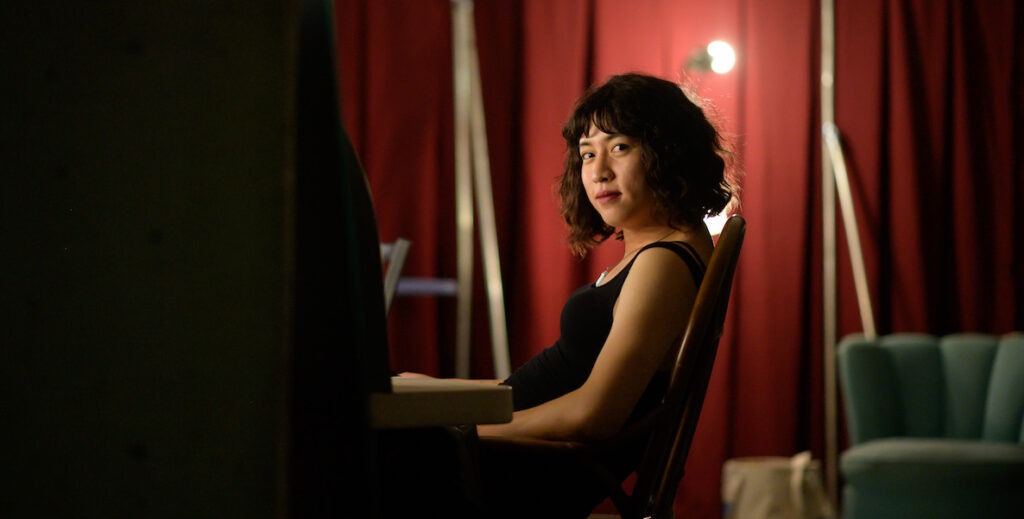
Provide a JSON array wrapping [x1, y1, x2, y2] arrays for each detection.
[[842, 438, 1024, 487]]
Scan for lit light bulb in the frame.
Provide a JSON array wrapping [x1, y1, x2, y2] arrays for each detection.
[[707, 40, 736, 74]]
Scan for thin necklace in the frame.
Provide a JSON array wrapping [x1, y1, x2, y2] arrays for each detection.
[[596, 228, 676, 285]]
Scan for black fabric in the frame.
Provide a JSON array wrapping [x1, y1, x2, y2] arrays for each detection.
[[378, 241, 707, 519], [480, 241, 706, 518], [502, 241, 705, 415], [377, 426, 484, 518], [478, 436, 620, 519]]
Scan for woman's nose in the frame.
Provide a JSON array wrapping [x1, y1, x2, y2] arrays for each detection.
[[588, 155, 612, 182]]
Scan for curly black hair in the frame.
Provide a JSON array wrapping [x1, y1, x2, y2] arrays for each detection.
[[557, 73, 735, 256]]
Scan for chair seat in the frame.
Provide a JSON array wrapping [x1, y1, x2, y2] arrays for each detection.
[[841, 438, 1024, 489]]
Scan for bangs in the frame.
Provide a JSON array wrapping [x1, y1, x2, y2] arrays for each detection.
[[586, 110, 621, 137], [563, 94, 629, 144]]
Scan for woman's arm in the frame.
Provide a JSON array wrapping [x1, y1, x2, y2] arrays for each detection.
[[478, 248, 698, 441]]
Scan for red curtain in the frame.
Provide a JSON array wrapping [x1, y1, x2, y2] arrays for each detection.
[[335, 1, 1022, 517]]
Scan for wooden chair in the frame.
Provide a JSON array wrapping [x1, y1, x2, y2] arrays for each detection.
[[477, 215, 746, 519]]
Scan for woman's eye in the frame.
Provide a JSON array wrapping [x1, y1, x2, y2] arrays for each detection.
[[612, 143, 630, 152], [581, 151, 595, 160]]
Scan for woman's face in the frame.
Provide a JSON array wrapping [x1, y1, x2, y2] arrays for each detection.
[[578, 124, 656, 230]]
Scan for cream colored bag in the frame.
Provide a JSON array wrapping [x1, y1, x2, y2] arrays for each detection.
[[721, 451, 834, 519]]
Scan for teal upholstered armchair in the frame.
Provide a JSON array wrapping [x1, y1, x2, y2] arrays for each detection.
[[837, 333, 1024, 519]]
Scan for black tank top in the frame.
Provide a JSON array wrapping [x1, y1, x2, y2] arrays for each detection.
[[502, 241, 707, 421]]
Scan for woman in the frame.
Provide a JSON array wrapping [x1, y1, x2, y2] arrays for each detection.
[[394, 72, 734, 518], [480, 72, 733, 443]]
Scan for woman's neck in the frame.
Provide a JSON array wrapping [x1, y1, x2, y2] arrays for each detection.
[[620, 225, 683, 256]]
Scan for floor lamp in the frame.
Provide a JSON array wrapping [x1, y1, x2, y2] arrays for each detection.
[[821, 0, 877, 513]]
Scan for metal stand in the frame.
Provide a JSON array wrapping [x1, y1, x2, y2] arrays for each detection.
[[451, 0, 510, 379], [821, 0, 877, 514]]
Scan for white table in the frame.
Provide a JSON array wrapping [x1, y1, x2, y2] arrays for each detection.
[[369, 377, 513, 429]]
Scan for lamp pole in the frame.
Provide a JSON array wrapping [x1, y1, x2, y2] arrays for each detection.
[[821, 1, 878, 514], [820, 0, 840, 511]]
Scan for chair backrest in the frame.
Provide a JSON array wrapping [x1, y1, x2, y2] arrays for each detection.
[[632, 214, 746, 518], [838, 332, 1024, 445]]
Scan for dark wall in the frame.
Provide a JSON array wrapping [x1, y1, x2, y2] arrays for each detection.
[[1, 3, 294, 517]]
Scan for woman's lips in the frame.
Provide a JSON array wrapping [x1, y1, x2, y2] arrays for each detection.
[[595, 190, 621, 204]]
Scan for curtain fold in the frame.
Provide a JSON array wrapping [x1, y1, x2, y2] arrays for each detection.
[[336, 1, 1021, 517], [835, 0, 1021, 335]]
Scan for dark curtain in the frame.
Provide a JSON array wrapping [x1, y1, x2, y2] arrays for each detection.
[[334, 0, 1022, 517]]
